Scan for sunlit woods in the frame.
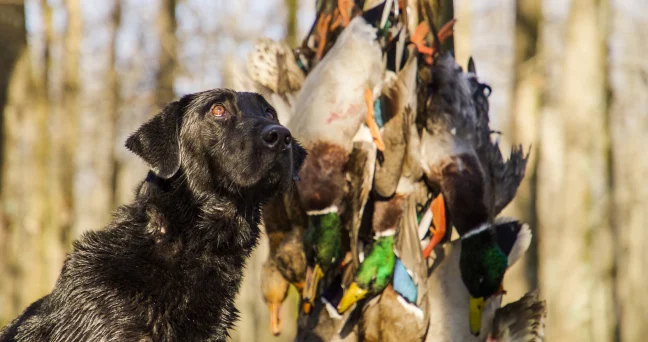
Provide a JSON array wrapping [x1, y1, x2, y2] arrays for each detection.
[[0, 0, 647, 341]]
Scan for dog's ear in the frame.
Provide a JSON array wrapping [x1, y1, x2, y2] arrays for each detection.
[[291, 139, 307, 181], [126, 101, 182, 179]]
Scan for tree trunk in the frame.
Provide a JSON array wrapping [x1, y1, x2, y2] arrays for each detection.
[[537, 0, 615, 341], [504, 0, 543, 303], [0, 0, 52, 321], [285, 0, 298, 46], [608, 1, 648, 341], [453, 0, 516, 142], [155, 0, 177, 109], [59, 0, 82, 246], [72, 1, 120, 236], [114, 0, 177, 205], [0, 2, 31, 326]]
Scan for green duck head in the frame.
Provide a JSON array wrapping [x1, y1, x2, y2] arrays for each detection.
[[337, 234, 396, 313], [302, 208, 343, 313], [459, 224, 508, 336]]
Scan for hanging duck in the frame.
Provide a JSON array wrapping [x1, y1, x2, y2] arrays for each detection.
[[425, 218, 532, 341], [288, 15, 390, 312], [260, 185, 308, 336], [336, 187, 431, 342], [415, 4, 529, 333]]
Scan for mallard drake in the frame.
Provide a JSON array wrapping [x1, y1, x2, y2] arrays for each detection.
[[299, 124, 377, 314], [336, 189, 430, 342], [486, 290, 547, 342], [425, 218, 532, 341], [289, 16, 389, 312], [366, 191, 431, 342], [335, 54, 419, 314], [416, 16, 529, 332], [301, 205, 345, 313]]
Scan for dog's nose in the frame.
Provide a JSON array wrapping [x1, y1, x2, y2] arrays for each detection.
[[261, 125, 292, 149]]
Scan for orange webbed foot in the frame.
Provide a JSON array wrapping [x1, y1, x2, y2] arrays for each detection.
[[411, 21, 433, 55], [422, 194, 446, 259], [437, 18, 457, 45], [411, 19, 457, 65], [364, 88, 385, 151], [337, 0, 354, 27], [316, 13, 333, 60]]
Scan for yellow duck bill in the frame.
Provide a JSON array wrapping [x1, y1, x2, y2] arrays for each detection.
[[337, 282, 368, 314], [302, 264, 324, 314], [469, 296, 485, 336]]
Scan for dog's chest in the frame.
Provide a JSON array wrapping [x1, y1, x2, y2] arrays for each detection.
[[131, 259, 243, 340]]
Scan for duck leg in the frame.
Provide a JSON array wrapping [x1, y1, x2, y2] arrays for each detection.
[[437, 19, 457, 45], [337, 0, 354, 27], [410, 19, 457, 64], [365, 88, 386, 151], [422, 193, 446, 259], [316, 13, 333, 60], [410, 21, 433, 55], [338, 251, 353, 270]]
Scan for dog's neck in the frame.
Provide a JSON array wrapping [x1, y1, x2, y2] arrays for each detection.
[[138, 170, 261, 257]]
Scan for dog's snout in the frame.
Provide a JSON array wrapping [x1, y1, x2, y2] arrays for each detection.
[[261, 125, 292, 149]]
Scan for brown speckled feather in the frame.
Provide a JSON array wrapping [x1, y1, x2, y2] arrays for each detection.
[[374, 54, 418, 197], [396, 194, 430, 313], [488, 290, 546, 342], [343, 127, 376, 274]]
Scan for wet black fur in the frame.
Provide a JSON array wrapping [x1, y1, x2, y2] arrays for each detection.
[[0, 89, 306, 342]]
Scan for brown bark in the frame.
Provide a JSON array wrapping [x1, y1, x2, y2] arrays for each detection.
[[285, 0, 298, 46], [0, 0, 55, 323], [114, 0, 177, 205], [0, 3, 29, 326], [503, 0, 543, 303], [537, 0, 615, 341], [155, 0, 177, 109], [72, 1, 120, 236], [57, 0, 82, 247], [609, 1, 648, 341]]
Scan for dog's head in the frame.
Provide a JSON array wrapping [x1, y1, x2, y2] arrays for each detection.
[[126, 89, 306, 198]]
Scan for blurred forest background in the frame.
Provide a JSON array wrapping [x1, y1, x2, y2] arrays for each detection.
[[0, 0, 646, 341]]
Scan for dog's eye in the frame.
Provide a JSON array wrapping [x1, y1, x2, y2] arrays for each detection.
[[211, 104, 228, 117], [264, 108, 276, 120]]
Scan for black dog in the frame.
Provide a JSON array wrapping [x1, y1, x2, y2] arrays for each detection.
[[0, 89, 306, 341]]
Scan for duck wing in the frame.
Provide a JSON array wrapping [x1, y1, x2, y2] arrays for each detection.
[[395, 194, 430, 320], [374, 53, 418, 197], [343, 126, 377, 276], [488, 290, 547, 342]]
